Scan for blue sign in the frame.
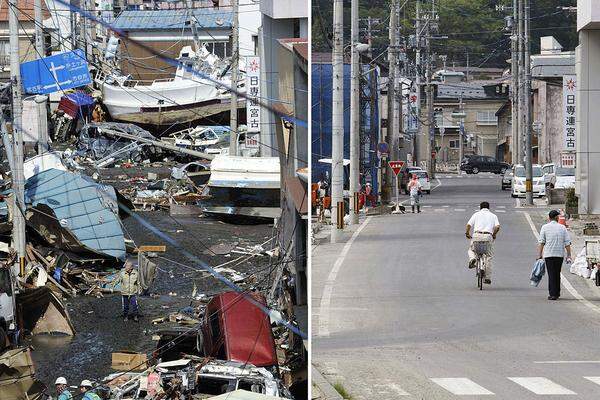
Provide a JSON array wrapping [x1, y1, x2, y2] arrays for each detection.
[[20, 50, 92, 95], [377, 142, 389, 155]]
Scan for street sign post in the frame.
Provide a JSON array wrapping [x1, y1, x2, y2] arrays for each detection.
[[388, 160, 405, 213], [20, 49, 92, 95]]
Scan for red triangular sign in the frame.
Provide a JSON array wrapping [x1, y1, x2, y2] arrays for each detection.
[[388, 160, 405, 176]]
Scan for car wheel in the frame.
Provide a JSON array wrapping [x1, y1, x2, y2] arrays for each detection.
[[511, 193, 517, 198], [501, 186, 506, 191], [472, 167, 479, 174]]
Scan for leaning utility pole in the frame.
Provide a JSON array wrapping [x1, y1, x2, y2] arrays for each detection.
[[511, 0, 519, 165], [385, 0, 398, 204], [349, 0, 360, 225], [331, 0, 344, 243], [414, 0, 421, 166], [8, 0, 26, 276], [34, 0, 49, 154], [229, 0, 239, 156], [367, 17, 379, 203], [524, 0, 533, 205]]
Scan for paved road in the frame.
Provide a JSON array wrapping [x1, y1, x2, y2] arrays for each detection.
[[312, 174, 600, 399]]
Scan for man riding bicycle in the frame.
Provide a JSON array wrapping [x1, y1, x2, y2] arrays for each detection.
[[465, 202, 500, 285]]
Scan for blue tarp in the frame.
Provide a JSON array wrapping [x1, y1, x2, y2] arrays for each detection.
[[113, 9, 233, 31], [25, 169, 126, 260], [311, 62, 379, 193]]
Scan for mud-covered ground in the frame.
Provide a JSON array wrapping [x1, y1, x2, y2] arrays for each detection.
[[27, 207, 275, 389]]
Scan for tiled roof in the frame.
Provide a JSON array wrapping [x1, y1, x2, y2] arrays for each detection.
[[112, 9, 232, 31]]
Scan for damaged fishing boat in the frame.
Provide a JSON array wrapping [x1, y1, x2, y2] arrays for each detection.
[[96, 46, 245, 126], [200, 155, 281, 221]]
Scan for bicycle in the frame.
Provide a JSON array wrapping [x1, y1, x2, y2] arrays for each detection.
[[472, 241, 490, 291]]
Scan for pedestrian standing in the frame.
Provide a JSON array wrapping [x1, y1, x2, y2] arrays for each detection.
[[111, 259, 140, 321], [55, 377, 72, 400], [79, 380, 101, 400], [364, 182, 375, 208], [407, 174, 422, 213], [538, 210, 572, 300]]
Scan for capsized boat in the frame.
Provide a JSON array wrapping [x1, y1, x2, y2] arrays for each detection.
[[200, 155, 281, 220], [96, 45, 245, 126]]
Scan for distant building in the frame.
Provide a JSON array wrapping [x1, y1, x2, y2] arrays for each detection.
[[111, 0, 260, 81], [418, 80, 509, 164], [0, 0, 51, 80]]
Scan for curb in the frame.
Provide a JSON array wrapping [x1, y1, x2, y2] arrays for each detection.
[[311, 365, 344, 400]]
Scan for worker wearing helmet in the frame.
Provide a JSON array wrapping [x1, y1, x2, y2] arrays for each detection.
[[79, 380, 101, 400], [55, 377, 72, 400]]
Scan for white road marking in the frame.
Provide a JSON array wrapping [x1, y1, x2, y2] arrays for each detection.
[[443, 205, 450, 208], [535, 361, 600, 364], [521, 211, 600, 317], [434, 208, 445, 212], [496, 210, 506, 213], [508, 377, 576, 395], [423, 205, 433, 208], [454, 208, 466, 212], [584, 376, 600, 386], [374, 383, 410, 396], [431, 378, 494, 395], [498, 205, 506, 208], [318, 217, 372, 337]]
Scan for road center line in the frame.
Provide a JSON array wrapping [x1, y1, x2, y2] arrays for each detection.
[[535, 361, 600, 364], [318, 216, 372, 337], [521, 211, 600, 316]]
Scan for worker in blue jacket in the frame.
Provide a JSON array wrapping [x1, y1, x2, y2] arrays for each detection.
[[55, 377, 72, 400], [79, 380, 102, 400]]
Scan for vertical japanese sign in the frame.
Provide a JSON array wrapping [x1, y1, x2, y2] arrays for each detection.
[[563, 75, 576, 151], [245, 56, 260, 148]]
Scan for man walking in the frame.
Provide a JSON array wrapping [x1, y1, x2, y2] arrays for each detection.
[[466, 202, 500, 284], [111, 259, 140, 321], [538, 210, 572, 300], [407, 174, 422, 213]]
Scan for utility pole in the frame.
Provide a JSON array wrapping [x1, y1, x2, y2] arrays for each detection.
[[517, 0, 524, 165], [367, 17, 379, 203], [414, 0, 421, 166], [425, 17, 434, 178], [385, 0, 398, 204], [511, 0, 519, 165], [458, 94, 464, 173], [349, 0, 360, 225], [8, 0, 26, 276], [34, 0, 49, 154], [524, 0, 533, 205], [331, 0, 344, 243], [229, 0, 238, 156]]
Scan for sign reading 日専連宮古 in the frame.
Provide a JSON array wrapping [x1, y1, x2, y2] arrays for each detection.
[[245, 56, 260, 148], [20, 49, 92, 95], [563, 75, 576, 151]]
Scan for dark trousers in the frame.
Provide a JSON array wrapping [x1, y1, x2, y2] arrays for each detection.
[[545, 257, 563, 297], [122, 295, 138, 317]]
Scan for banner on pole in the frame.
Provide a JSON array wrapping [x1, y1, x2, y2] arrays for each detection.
[[245, 56, 260, 148], [563, 75, 576, 151]]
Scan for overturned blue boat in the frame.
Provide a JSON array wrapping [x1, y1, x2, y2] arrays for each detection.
[[24, 169, 127, 261]]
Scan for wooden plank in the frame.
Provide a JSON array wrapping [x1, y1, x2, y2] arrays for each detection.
[[137, 245, 166, 253]]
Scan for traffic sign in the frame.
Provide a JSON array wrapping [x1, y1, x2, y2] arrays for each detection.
[[388, 160, 405, 176], [377, 142, 389, 155], [20, 49, 92, 95]]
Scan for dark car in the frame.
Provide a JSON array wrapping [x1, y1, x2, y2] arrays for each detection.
[[460, 155, 510, 174], [501, 169, 513, 190]]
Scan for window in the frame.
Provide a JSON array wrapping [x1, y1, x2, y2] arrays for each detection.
[[476, 110, 498, 126], [449, 139, 460, 149]]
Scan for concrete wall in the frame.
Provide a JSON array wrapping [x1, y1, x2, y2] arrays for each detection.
[[576, 28, 600, 214], [533, 80, 564, 165], [260, 0, 308, 20]]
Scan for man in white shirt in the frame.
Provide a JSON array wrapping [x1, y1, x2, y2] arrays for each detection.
[[465, 202, 501, 284], [537, 209, 572, 300]]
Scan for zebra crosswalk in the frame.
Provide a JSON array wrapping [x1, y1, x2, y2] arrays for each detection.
[[332, 375, 600, 398]]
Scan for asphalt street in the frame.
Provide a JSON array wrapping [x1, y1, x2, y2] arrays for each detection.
[[312, 173, 600, 399]]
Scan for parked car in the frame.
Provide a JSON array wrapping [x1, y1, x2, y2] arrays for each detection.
[[511, 165, 546, 198], [544, 165, 575, 189], [460, 155, 510, 174], [411, 170, 432, 194], [542, 163, 556, 187], [400, 166, 425, 194], [501, 169, 513, 190]]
